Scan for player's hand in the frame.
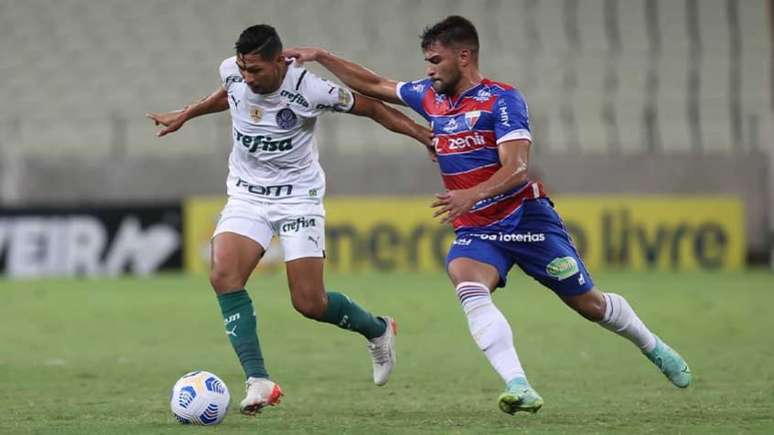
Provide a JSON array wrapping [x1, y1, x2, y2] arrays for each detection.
[[282, 47, 323, 65], [145, 109, 188, 137], [431, 189, 479, 224]]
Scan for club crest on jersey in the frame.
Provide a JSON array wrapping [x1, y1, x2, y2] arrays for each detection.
[[464, 111, 481, 130], [249, 107, 263, 122], [276, 108, 298, 129]]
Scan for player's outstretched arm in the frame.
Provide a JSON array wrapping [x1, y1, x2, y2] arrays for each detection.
[[432, 140, 530, 223], [349, 93, 435, 160], [284, 47, 402, 105], [146, 88, 229, 137]]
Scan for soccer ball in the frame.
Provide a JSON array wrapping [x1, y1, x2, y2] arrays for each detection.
[[170, 371, 231, 425]]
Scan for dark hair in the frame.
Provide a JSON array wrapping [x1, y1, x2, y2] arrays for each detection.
[[235, 24, 283, 59], [420, 15, 479, 53]]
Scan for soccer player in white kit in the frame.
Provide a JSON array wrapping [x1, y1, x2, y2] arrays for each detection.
[[146, 24, 433, 415]]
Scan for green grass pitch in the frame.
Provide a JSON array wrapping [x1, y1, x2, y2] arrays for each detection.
[[2, 270, 773, 434]]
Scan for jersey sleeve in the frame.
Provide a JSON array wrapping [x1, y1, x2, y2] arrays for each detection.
[[494, 89, 532, 144], [299, 70, 355, 116], [219, 56, 241, 91], [396, 79, 431, 120]]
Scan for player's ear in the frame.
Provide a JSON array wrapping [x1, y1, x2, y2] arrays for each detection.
[[457, 48, 473, 66]]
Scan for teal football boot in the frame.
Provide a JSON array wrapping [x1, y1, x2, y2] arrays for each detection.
[[497, 377, 544, 415], [643, 336, 692, 388]]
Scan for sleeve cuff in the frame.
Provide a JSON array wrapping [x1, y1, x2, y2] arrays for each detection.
[[497, 129, 532, 144], [395, 81, 407, 104]]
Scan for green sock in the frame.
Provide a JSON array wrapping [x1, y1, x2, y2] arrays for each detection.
[[217, 289, 269, 379], [320, 292, 387, 340]]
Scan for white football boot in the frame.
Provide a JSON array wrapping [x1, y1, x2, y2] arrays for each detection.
[[367, 316, 397, 386], [239, 377, 283, 415]]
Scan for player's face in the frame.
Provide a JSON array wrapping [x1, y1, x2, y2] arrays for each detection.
[[236, 52, 285, 94], [423, 42, 462, 95]]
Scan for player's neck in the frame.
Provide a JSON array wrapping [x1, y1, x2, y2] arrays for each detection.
[[451, 69, 483, 99]]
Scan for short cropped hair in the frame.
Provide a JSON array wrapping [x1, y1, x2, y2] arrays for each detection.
[[420, 15, 479, 54], [235, 24, 283, 59]]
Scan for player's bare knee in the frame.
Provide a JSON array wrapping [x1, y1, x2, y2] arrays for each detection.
[[446, 272, 461, 287], [564, 290, 606, 322], [209, 268, 244, 294], [447, 261, 497, 289], [447, 263, 472, 282], [446, 258, 473, 282], [292, 299, 327, 319], [578, 305, 605, 322], [290, 291, 327, 319]]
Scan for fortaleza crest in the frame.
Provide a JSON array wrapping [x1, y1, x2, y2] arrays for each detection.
[[249, 107, 263, 122], [464, 111, 481, 129], [546, 256, 579, 281]]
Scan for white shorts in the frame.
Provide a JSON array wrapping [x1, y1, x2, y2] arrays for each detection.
[[213, 197, 325, 262]]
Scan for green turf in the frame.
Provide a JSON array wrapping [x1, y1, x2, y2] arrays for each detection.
[[1, 270, 773, 434]]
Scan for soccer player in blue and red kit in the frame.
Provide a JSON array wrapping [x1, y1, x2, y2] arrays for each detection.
[[285, 15, 692, 414]]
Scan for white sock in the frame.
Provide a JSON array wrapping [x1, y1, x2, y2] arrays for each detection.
[[456, 282, 525, 383], [598, 293, 657, 352]]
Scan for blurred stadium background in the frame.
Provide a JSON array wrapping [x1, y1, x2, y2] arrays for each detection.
[[1, 0, 773, 433], [0, 0, 771, 275]]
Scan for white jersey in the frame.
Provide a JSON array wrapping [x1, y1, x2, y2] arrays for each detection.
[[219, 56, 354, 202]]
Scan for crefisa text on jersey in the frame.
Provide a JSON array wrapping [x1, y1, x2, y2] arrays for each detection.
[[234, 128, 293, 153], [279, 89, 309, 108]]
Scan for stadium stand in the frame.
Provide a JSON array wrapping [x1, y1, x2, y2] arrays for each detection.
[[0, 0, 768, 156]]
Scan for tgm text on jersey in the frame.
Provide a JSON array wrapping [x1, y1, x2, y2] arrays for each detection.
[[236, 178, 293, 197]]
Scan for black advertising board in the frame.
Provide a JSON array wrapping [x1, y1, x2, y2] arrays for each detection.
[[0, 205, 182, 277]]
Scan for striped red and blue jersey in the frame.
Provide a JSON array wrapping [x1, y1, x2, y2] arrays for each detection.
[[396, 78, 545, 232]]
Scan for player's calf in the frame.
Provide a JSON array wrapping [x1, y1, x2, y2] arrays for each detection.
[[561, 288, 606, 321], [455, 282, 527, 384], [595, 292, 692, 388], [596, 292, 658, 352], [290, 292, 328, 320]]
